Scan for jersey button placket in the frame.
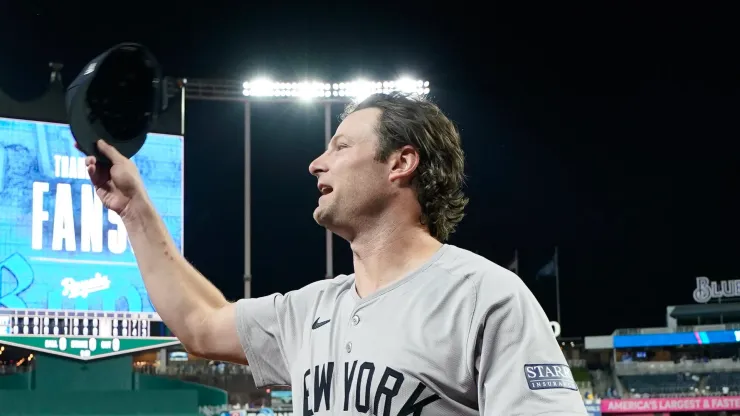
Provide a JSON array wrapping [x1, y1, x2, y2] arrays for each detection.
[[345, 312, 360, 355]]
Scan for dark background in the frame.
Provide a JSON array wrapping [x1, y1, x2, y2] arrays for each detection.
[[1, 3, 738, 337]]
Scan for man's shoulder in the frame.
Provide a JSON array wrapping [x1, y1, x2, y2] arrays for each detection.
[[438, 245, 531, 299], [440, 245, 522, 283]]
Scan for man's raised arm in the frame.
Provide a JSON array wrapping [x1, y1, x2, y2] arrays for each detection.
[[84, 140, 245, 364], [123, 197, 246, 364]]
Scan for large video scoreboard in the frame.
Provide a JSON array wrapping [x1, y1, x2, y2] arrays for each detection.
[[0, 117, 184, 359]]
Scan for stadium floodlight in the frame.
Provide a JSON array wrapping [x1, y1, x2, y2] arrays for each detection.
[[242, 78, 431, 101]]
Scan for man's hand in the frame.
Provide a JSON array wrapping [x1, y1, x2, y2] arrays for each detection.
[[81, 140, 148, 219]]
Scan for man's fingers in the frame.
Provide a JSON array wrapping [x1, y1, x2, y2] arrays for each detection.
[[85, 156, 97, 180], [89, 162, 111, 185], [84, 154, 112, 186], [96, 140, 127, 164]]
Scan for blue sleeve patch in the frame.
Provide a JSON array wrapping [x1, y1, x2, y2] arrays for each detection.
[[523, 364, 578, 391]]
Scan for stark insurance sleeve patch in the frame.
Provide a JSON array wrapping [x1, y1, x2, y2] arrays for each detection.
[[523, 364, 578, 391]]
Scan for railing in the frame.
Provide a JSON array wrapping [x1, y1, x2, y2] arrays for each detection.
[[568, 358, 587, 368], [615, 359, 740, 375], [154, 363, 253, 377], [200, 406, 294, 416], [614, 327, 674, 335], [0, 364, 33, 375], [676, 324, 728, 332]]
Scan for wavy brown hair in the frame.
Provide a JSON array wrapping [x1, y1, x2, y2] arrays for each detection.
[[342, 92, 468, 241]]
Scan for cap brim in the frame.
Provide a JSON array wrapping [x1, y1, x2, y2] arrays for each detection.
[[66, 43, 150, 163]]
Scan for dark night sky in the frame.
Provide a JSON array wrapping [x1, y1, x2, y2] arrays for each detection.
[[1, 3, 738, 337]]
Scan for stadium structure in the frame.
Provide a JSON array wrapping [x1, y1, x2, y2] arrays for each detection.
[[568, 282, 740, 416]]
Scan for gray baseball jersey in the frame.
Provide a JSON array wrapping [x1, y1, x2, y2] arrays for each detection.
[[236, 244, 587, 415]]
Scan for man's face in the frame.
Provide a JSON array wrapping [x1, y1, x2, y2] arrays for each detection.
[[309, 108, 393, 233]]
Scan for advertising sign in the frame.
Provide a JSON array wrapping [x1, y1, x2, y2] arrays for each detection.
[[0, 334, 180, 360], [614, 329, 740, 348], [583, 402, 601, 416], [270, 390, 292, 409], [0, 117, 183, 314], [601, 396, 740, 413], [693, 276, 740, 303]]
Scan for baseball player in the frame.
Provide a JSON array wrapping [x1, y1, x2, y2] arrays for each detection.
[[84, 92, 588, 415]]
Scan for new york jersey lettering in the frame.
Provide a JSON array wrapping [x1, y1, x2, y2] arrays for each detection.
[[303, 360, 440, 415]]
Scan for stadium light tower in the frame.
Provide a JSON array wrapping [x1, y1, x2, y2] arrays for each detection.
[[183, 77, 431, 299]]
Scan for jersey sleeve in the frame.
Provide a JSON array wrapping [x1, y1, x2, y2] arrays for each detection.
[[234, 279, 334, 387], [471, 271, 587, 415]]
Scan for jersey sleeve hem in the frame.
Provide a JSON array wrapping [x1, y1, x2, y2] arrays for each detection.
[[235, 298, 272, 387]]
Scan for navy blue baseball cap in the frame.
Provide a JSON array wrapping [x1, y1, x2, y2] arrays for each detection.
[[66, 43, 163, 163]]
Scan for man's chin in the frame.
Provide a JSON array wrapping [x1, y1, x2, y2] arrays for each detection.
[[314, 207, 342, 230], [313, 207, 329, 226]]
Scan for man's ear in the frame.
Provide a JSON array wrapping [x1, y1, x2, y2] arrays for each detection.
[[388, 145, 420, 184]]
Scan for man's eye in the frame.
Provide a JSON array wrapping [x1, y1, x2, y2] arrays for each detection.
[[336, 143, 349, 150]]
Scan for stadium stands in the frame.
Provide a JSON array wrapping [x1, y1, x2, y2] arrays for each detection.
[[613, 360, 740, 398], [136, 360, 267, 408], [557, 329, 740, 404], [603, 320, 740, 401], [705, 371, 740, 394], [620, 373, 699, 396]]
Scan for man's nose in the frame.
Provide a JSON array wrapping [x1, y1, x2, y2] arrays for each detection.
[[309, 153, 328, 177]]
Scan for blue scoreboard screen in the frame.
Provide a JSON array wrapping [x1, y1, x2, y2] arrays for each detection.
[[0, 117, 183, 313], [614, 330, 740, 348]]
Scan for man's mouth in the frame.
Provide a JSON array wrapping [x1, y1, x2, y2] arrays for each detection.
[[318, 185, 333, 196]]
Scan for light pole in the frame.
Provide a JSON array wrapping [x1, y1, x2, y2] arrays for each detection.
[[183, 78, 431, 299]]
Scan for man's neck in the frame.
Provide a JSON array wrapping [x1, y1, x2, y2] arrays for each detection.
[[350, 223, 443, 298]]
